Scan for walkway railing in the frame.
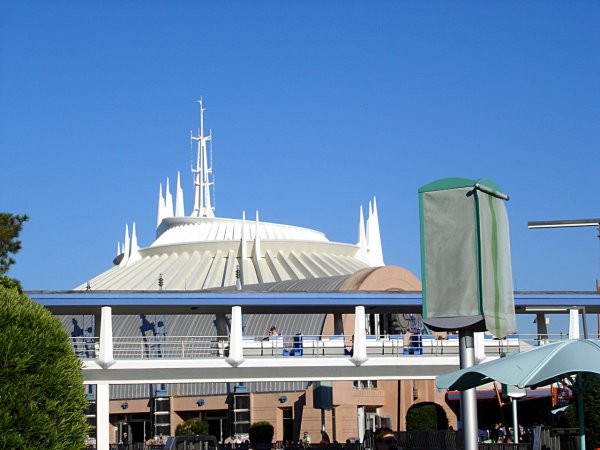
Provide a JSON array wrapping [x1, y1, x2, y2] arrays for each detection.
[[69, 333, 572, 361], [112, 336, 229, 359], [70, 336, 99, 359]]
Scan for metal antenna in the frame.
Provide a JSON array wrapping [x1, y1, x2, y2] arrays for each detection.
[[190, 98, 215, 218]]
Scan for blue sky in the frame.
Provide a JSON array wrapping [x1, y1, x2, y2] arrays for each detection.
[[2, 0, 599, 314]]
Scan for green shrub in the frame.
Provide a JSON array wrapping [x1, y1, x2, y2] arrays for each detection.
[[406, 402, 449, 431], [175, 418, 209, 436], [249, 421, 274, 443], [0, 285, 88, 449]]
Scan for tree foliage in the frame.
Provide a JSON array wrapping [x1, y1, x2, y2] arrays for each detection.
[[563, 380, 600, 447], [249, 421, 274, 443], [0, 285, 89, 449], [175, 418, 209, 436], [0, 212, 28, 275], [406, 402, 449, 431]]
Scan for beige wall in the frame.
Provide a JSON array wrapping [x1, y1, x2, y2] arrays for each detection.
[[107, 379, 457, 444]]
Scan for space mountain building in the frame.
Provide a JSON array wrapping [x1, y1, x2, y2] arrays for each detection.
[[69, 101, 434, 446], [77, 99, 385, 291]]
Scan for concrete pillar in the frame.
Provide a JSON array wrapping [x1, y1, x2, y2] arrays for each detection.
[[226, 306, 244, 367], [98, 306, 114, 368], [96, 383, 110, 450], [535, 313, 549, 344], [215, 313, 229, 336], [350, 306, 367, 366], [568, 308, 580, 339], [333, 313, 344, 336]]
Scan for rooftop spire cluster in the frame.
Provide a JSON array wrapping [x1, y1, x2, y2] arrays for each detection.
[[110, 100, 385, 277]]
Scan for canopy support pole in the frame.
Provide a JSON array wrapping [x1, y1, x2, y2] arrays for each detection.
[[459, 329, 478, 450], [512, 398, 519, 443], [577, 372, 586, 450]]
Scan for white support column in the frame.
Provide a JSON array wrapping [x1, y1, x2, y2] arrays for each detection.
[[473, 331, 486, 363], [98, 306, 114, 368], [350, 306, 367, 366], [96, 383, 110, 450], [569, 308, 581, 339], [226, 306, 244, 367]]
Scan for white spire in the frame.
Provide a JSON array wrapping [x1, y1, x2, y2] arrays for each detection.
[[164, 177, 174, 218], [356, 205, 368, 263], [175, 171, 185, 217], [241, 210, 247, 261], [117, 241, 121, 257], [119, 224, 130, 267], [366, 200, 372, 245], [191, 98, 215, 218], [254, 210, 261, 259], [156, 182, 165, 228], [128, 222, 142, 264], [366, 196, 384, 266]]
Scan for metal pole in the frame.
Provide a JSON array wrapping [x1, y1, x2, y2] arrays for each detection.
[[581, 306, 589, 339], [512, 398, 519, 443], [459, 329, 478, 450], [577, 372, 586, 450]]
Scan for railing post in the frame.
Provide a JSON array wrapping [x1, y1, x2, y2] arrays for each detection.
[[98, 306, 114, 368]]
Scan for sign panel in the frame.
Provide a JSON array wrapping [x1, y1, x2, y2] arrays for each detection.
[[419, 178, 516, 338]]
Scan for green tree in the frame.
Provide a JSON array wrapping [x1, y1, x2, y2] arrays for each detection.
[[175, 418, 209, 436], [406, 402, 449, 431], [0, 285, 89, 449], [563, 381, 600, 448], [249, 421, 274, 443], [0, 212, 28, 275]]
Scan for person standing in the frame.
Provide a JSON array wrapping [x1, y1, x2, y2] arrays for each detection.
[[302, 431, 311, 446]]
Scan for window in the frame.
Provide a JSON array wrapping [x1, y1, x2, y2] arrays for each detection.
[[353, 380, 378, 389]]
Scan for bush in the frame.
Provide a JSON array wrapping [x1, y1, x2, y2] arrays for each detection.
[[175, 418, 209, 436], [0, 285, 88, 449], [406, 402, 449, 431], [249, 421, 274, 443]]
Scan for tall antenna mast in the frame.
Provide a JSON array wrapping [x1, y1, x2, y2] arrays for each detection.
[[191, 98, 215, 218]]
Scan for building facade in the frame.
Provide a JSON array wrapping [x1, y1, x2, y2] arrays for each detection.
[[62, 101, 455, 446]]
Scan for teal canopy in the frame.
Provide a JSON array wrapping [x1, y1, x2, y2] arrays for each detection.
[[436, 339, 600, 450]]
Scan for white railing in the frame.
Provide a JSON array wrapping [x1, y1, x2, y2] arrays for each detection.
[[242, 334, 354, 357], [70, 333, 575, 361], [112, 335, 229, 359], [69, 336, 99, 359]]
